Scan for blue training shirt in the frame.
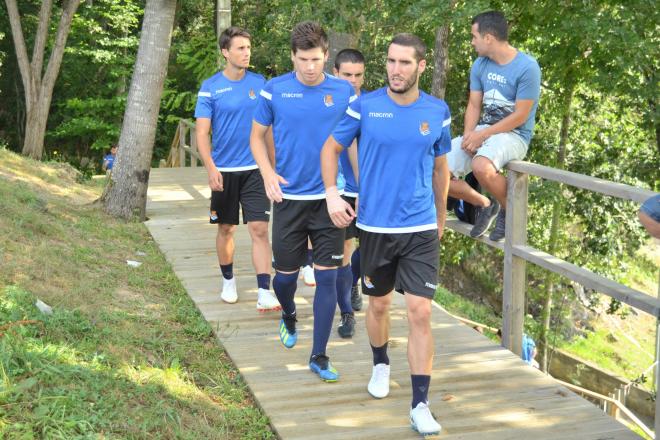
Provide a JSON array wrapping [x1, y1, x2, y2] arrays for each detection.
[[470, 51, 541, 144], [332, 88, 452, 233], [194, 70, 266, 171], [253, 72, 354, 199]]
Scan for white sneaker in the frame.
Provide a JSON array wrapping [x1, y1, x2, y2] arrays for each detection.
[[302, 265, 316, 286], [367, 363, 390, 399], [220, 277, 237, 303], [410, 402, 441, 436], [256, 288, 281, 312]]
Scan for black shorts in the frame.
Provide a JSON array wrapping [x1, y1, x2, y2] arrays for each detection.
[[359, 229, 439, 299], [272, 199, 345, 272], [209, 169, 270, 225], [342, 195, 359, 240]]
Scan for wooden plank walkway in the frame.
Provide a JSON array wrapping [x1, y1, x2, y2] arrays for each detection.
[[145, 167, 640, 439]]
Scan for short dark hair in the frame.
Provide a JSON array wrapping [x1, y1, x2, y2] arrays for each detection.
[[472, 11, 508, 41], [291, 21, 328, 54], [218, 26, 251, 51], [389, 33, 426, 62], [334, 48, 365, 70]]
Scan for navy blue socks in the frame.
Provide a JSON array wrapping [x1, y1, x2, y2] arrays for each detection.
[[351, 248, 360, 286], [371, 342, 390, 365], [273, 271, 298, 315], [411, 374, 431, 408], [311, 268, 337, 355], [220, 263, 233, 280], [257, 273, 271, 290], [336, 264, 353, 314]]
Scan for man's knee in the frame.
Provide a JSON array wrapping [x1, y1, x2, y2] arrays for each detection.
[[369, 296, 391, 318], [407, 298, 432, 327], [248, 221, 269, 240], [472, 156, 498, 180], [218, 224, 236, 237]]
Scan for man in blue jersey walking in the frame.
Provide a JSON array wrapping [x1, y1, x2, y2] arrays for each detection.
[[332, 48, 366, 338], [321, 33, 450, 436], [195, 27, 280, 312], [250, 21, 355, 382], [447, 11, 541, 241]]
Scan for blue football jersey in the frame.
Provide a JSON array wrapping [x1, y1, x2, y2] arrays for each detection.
[[332, 88, 452, 232], [194, 71, 265, 170], [253, 72, 354, 199]]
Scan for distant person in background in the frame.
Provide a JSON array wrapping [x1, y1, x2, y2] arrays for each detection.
[[522, 333, 538, 368], [638, 194, 660, 239], [102, 145, 117, 173]]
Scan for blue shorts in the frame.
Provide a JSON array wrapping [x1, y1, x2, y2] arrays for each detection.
[[640, 194, 660, 222]]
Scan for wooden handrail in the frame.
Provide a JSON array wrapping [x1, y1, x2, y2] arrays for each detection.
[[556, 379, 655, 439], [507, 161, 655, 204]]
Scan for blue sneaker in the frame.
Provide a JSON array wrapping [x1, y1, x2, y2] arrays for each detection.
[[279, 314, 297, 349], [309, 354, 339, 382]]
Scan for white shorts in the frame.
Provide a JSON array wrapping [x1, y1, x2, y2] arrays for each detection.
[[447, 124, 528, 177]]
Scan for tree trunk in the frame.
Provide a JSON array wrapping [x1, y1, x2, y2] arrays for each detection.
[[216, 0, 231, 67], [102, 0, 177, 221], [431, 24, 451, 99], [325, 31, 356, 73], [5, 0, 80, 160], [539, 81, 575, 372]]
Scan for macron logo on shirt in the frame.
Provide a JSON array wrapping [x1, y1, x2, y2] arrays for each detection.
[[215, 87, 233, 94], [368, 111, 394, 118], [282, 92, 304, 98]]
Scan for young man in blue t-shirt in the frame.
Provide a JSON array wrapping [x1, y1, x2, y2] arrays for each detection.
[[321, 33, 450, 436], [195, 27, 280, 312], [250, 21, 354, 382], [102, 145, 117, 174], [447, 11, 541, 241], [332, 48, 366, 338]]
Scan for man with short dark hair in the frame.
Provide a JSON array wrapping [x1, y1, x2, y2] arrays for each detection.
[[321, 32, 450, 436], [332, 48, 366, 338], [447, 11, 541, 241], [195, 26, 280, 312], [250, 21, 355, 382]]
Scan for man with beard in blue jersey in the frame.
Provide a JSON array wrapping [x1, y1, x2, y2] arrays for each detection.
[[321, 33, 450, 436], [250, 21, 354, 382], [195, 26, 280, 312]]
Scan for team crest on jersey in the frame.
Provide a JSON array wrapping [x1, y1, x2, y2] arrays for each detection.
[[248, 88, 256, 100], [324, 94, 335, 107], [419, 121, 431, 136]]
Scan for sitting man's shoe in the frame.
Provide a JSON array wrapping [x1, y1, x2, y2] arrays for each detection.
[[278, 312, 297, 348], [410, 401, 442, 436], [256, 288, 281, 312], [309, 354, 339, 382], [337, 312, 355, 338], [350, 284, 363, 311], [367, 363, 390, 399], [488, 209, 507, 242], [220, 277, 238, 304], [470, 198, 500, 238]]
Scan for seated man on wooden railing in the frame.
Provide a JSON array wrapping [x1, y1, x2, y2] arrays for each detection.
[[446, 11, 541, 241]]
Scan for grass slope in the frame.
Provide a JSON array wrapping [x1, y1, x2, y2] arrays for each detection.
[[0, 148, 274, 439]]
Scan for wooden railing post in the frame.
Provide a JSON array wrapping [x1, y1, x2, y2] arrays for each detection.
[[178, 120, 186, 167], [655, 315, 660, 436], [190, 124, 198, 167], [502, 169, 528, 356]]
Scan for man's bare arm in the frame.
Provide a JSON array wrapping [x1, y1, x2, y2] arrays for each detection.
[[433, 155, 450, 240], [250, 120, 287, 202], [196, 117, 223, 191]]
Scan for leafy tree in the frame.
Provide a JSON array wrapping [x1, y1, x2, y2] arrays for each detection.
[[4, 0, 81, 159]]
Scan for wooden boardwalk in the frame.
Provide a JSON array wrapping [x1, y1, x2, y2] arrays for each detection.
[[145, 167, 640, 440]]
